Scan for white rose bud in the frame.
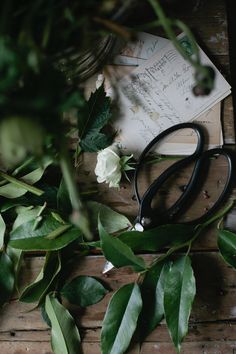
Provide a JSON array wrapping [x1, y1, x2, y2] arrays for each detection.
[[95, 74, 104, 89], [95, 145, 122, 188]]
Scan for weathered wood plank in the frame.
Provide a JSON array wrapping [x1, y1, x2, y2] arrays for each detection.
[[223, 96, 235, 144], [144, 0, 235, 142], [0, 342, 52, 354], [69, 253, 236, 326], [0, 1, 234, 353], [1, 253, 236, 335], [0, 340, 236, 354], [78, 152, 236, 251], [177, 0, 229, 56], [1, 321, 236, 343], [172, 0, 235, 143]]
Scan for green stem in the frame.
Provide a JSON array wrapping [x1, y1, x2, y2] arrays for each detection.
[[46, 224, 72, 240], [59, 146, 82, 211], [173, 19, 200, 62], [134, 19, 162, 31], [80, 189, 98, 196], [32, 202, 47, 230], [147, 0, 203, 72], [149, 200, 234, 268], [145, 155, 182, 165], [200, 200, 234, 229], [51, 211, 66, 224], [0, 180, 7, 187], [0, 170, 44, 196], [59, 144, 92, 240], [11, 156, 34, 176]]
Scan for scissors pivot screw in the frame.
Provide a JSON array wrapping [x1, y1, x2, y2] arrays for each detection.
[[134, 223, 144, 231]]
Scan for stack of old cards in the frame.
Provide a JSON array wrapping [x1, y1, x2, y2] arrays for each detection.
[[86, 32, 231, 157]]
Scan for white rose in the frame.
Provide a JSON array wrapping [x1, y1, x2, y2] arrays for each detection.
[[95, 74, 104, 89], [95, 145, 122, 188]]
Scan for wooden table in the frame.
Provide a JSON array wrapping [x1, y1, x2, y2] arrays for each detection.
[[0, 1, 235, 353]]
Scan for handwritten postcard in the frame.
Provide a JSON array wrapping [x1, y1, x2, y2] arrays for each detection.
[[111, 31, 169, 66], [156, 102, 223, 155], [84, 32, 229, 157], [113, 34, 230, 156]]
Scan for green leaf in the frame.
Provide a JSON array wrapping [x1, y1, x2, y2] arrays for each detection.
[[86, 201, 131, 234], [0, 214, 6, 249], [45, 294, 81, 354], [57, 178, 72, 216], [88, 224, 195, 252], [119, 224, 195, 252], [6, 246, 23, 293], [99, 220, 146, 272], [138, 260, 171, 340], [101, 283, 142, 354], [6, 246, 22, 274], [218, 229, 236, 269], [79, 84, 112, 152], [0, 198, 26, 213], [20, 251, 61, 305], [164, 256, 196, 353], [61, 275, 108, 307], [0, 184, 58, 212], [0, 251, 15, 307], [12, 205, 43, 230], [41, 302, 52, 327], [80, 131, 112, 152], [9, 216, 82, 251], [0, 158, 52, 198], [24, 184, 58, 208], [80, 84, 111, 137]]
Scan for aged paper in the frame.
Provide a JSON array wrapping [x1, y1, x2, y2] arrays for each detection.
[[112, 34, 230, 156], [111, 32, 169, 66], [156, 102, 223, 155], [84, 32, 230, 157], [84, 69, 224, 156]]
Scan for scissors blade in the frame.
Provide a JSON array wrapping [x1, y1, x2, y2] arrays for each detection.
[[102, 223, 144, 274], [102, 260, 115, 274]]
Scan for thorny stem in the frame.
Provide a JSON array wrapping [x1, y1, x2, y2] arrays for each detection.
[[59, 143, 93, 240]]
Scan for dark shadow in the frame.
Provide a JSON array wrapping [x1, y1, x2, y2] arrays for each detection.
[[226, 0, 236, 140], [191, 253, 226, 321]]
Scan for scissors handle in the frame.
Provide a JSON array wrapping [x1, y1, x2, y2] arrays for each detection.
[[134, 123, 233, 229], [185, 148, 233, 225]]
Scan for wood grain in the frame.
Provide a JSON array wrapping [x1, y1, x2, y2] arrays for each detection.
[[0, 0, 235, 353], [78, 152, 235, 251], [0, 253, 236, 330], [156, 0, 235, 143], [1, 340, 236, 354], [1, 253, 236, 353]]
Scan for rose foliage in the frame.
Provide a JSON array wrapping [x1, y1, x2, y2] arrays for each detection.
[[0, 1, 227, 354]]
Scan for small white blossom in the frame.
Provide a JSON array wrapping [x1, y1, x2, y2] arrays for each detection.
[[95, 145, 122, 188]]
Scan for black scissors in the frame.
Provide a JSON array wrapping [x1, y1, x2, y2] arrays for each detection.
[[102, 122, 233, 273], [133, 122, 233, 231]]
